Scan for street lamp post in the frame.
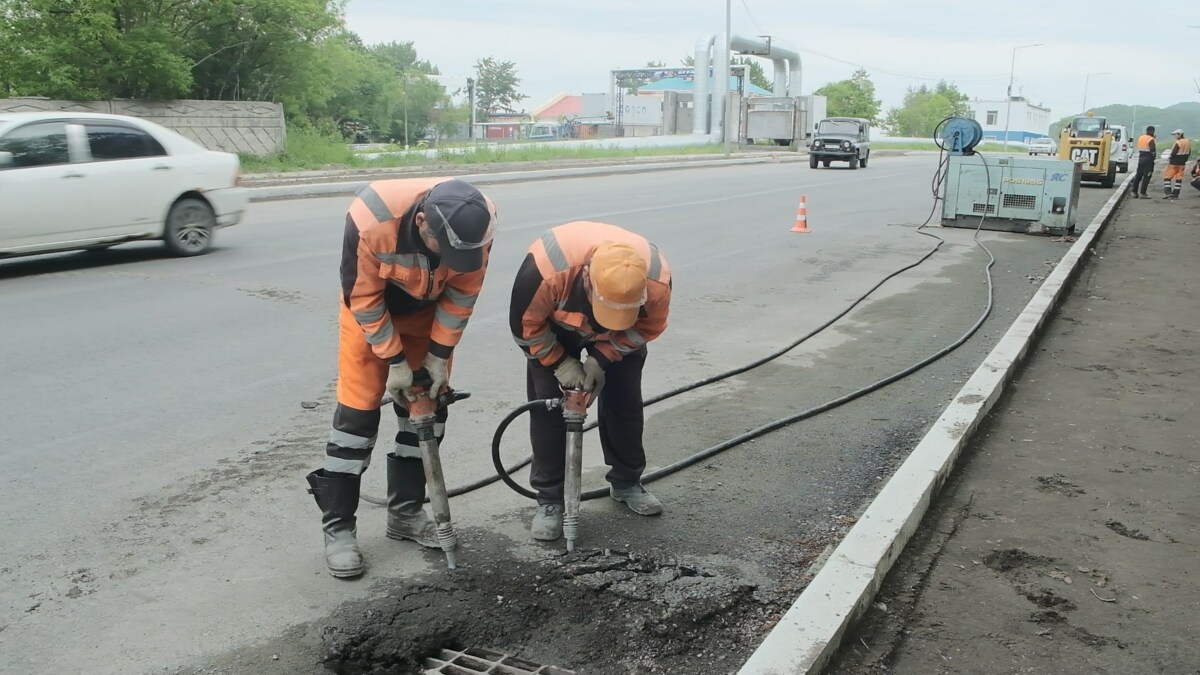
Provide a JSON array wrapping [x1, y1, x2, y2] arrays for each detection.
[[1002, 43, 1042, 153], [1082, 72, 1110, 114], [724, 0, 732, 158], [401, 72, 409, 148]]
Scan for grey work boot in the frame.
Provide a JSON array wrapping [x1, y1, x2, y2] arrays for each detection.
[[385, 455, 439, 549], [305, 469, 365, 578], [531, 504, 564, 541], [609, 484, 663, 516]]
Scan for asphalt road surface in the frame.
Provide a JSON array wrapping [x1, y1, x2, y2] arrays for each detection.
[[0, 154, 1117, 674]]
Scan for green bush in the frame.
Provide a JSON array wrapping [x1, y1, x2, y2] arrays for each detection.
[[240, 121, 356, 171]]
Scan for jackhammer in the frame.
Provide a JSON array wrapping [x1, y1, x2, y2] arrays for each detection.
[[406, 369, 470, 569], [492, 387, 593, 553], [560, 388, 591, 553]]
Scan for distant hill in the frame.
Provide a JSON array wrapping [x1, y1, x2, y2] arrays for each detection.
[[1165, 101, 1200, 112], [1050, 102, 1200, 138]]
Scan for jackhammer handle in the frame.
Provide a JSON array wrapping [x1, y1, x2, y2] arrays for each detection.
[[412, 367, 433, 389], [382, 367, 470, 410], [412, 368, 470, 404]]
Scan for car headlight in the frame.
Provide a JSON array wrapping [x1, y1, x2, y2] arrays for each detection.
[[813, 140, 823, 148], [842, 141, 851, 149]]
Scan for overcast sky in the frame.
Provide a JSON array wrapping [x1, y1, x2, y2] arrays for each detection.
[[345, 0, 1196, 122]]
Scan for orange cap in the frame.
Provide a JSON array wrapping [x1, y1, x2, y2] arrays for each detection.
[[588, 242, 647, 331]]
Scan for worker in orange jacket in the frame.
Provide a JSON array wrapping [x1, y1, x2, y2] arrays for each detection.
[[509, 221, 672, 541], [1129, 126, 1156, 198], [1162, 129, 1192, 199], [306, 178, 496, 578]]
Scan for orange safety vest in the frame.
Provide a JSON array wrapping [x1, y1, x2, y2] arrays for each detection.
[[1136, 134, 1155, 152], [1169, 138, 1192, 165], [342, 177, 496, 361], [510, 221, 672, 367]]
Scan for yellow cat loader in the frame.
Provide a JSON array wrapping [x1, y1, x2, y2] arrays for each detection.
[[1058, 113, 1116, 187]]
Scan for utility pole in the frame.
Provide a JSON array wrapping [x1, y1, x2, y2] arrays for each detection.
[[401, 71, 409, 148], [1082, 71, 1110, 114], [1002, 43, 1041, 153], [724, 0, 732, 158], [467, 77, 477, 140]]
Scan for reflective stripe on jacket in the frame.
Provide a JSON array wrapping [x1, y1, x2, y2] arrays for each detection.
[[341, 177, 495, 361], [1169, 138, 1192, 166], [509, 221, 671, 367]]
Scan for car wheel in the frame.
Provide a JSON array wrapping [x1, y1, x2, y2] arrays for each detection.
[[860, 151, 869, 168], [164, 197, 216, 257], [810, 154, 819, 168], [848, 155, 859, 170]]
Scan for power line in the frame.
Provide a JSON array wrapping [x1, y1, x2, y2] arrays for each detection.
[[739, 0, 765, 35]]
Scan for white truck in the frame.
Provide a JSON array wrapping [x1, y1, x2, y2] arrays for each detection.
[[1109, 124, 1130, 173]]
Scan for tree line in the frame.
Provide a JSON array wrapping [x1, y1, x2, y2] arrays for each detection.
[[1, 0, 976, 143], [813, 68, 974, 137], [0, 0, 525, 144]]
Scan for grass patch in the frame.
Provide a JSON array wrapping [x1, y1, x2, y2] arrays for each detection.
[[240, 125, 357, 171], [241, 129, 734, 173]]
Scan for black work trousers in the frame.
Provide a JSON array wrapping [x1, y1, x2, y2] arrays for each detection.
[[1131, 156, 1155, 195], [527, 346, 648, 505]]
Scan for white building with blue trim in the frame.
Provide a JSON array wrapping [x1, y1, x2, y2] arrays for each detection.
[[966, 96, 1052, 141]]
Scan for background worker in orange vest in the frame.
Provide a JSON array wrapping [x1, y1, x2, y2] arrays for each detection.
[[1129, 126, 1157, 198], [306, 178, 496, 578], [509, 221, 672, 541], [1163, 129, 1192, 200]]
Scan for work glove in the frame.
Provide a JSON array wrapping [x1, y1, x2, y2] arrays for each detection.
[[423, 354, 449, 396], [582, 356, 606, 395], [553, 356, 586, 390], [385, 360, 415, 403]]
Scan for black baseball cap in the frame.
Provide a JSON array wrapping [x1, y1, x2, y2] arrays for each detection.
[[423, 179, 495, 272]]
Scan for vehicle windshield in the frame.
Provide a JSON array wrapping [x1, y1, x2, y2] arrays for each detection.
[[818, 120, 860, 135], [1071, 118, 1104, 137]]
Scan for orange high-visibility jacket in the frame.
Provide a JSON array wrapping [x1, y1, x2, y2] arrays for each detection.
[[1168, 138, 1192, 165], [1136, 134, 1156, 155], [509, 221, 671, 367], [342, 177, 496, 362]]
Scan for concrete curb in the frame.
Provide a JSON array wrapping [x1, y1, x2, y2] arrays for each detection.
[[244, 150, 912, 203], [241, 151, 795, 183], [737, 174, 1136, 675], [246, 155, 805, 202]]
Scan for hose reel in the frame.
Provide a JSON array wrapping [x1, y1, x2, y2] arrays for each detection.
[[936, 117, 984, 156]]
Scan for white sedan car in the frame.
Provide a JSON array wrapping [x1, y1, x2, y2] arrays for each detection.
[[1027, 137, 1057, 156], [0, 111, 247, 258]]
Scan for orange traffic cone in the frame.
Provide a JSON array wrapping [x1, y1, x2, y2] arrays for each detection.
[[791, 196, 811, 233]]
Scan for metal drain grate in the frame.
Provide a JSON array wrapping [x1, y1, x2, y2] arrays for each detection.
[[424, 647, 575, 674]]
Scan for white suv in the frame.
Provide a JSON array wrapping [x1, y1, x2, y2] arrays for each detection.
[[1108, 124, 1130, 173], [0, 112, 247, 259]]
